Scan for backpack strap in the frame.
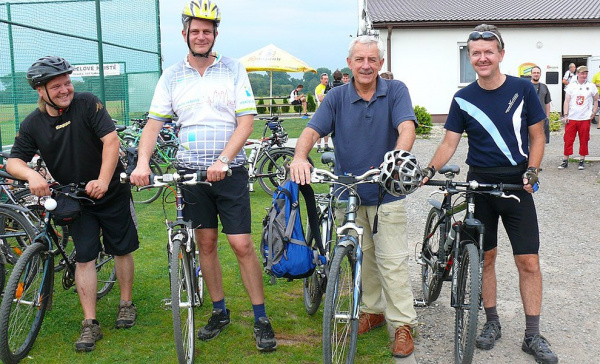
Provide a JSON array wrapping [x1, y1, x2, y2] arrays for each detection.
[[298, 183, 325, 256]]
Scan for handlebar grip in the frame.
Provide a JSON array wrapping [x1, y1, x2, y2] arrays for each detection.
[[500, 183, 525, 191], [424, 180, 447, 186]]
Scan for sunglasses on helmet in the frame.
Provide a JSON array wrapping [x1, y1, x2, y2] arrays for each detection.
[[468, 31, 503, 48]]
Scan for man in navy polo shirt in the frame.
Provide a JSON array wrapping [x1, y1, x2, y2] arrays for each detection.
[[290, 35, 418, 358]]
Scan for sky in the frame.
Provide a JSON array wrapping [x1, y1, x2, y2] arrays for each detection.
[[158, 1, 359, 74]]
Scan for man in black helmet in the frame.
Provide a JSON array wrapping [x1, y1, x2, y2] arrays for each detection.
[[130, 0, 277, 352], [7, 55, 139, 353]]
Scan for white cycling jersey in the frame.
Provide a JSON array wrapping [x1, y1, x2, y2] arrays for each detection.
[[149, 53, 257, 168]]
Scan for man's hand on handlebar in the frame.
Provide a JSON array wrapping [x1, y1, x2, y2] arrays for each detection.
[[130, 165, 152, 187], [289, 157, 312, 185], [207, 160, 229, 182], [522, 167, 539, 194]]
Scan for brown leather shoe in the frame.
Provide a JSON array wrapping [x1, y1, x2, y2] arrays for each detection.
[[357, 312, 386, 335], [392, 325, 414, 358]]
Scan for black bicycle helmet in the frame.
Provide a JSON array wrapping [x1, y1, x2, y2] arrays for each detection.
[[26, 56, 74, 89]]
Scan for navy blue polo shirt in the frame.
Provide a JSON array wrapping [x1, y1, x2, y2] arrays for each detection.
[[308, 77, 416, 205]]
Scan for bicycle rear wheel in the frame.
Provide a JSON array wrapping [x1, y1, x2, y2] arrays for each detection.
[[322, 243, 359, 364], [256, 148, 313, 195], [0, 242, 53, 364], [96, 251, 116, 300], [170, 239, 195, 364], [421, 207, 445, 305], [454, 242, 480, 364]]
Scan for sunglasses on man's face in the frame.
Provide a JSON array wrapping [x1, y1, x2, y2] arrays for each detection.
[[468, 31, 503, 48]]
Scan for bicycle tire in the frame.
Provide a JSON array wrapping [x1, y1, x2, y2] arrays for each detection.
[[256, 148, 314, 195], [454, 242, 480, 364], [303, 212, 332, 315], [0, 207, 38, 266], [421, 207, 445, 305], [0, 242, 53, 364], [170, 239, 195, 364], [131, 157, 164, 204], [322, 243, 359, 364], [12, 189, 72, 273], [96, 251, 116, 300]]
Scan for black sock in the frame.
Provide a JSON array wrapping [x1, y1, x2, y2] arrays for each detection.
[[525, 315, 540, 338], [484, 306, 500, 323]]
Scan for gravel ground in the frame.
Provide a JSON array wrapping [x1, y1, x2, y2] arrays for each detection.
[[400, 125, 600, 363]]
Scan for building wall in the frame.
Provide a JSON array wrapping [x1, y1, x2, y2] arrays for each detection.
[[385, 26, 600, 118]]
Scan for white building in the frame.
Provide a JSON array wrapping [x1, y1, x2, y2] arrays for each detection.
[[368, 0, 600, 122]]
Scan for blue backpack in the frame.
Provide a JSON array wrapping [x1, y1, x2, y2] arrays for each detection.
[[261, 180, 324, 280]]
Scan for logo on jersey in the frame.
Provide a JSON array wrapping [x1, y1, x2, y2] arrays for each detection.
[[576, 96, 584, 105], [505, 93, 519, 113], [55, 120, 71, 130]]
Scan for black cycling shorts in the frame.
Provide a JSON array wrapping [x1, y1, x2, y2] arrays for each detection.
[[291, 99, 302, 105], [69, 185, 139, 263], [467, 169, 540, 255], [181, 167, 251, 234]]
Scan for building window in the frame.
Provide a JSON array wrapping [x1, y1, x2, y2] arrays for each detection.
[[459, 44, 476, 85]]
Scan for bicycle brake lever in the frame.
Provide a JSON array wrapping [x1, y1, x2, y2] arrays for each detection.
[[499, 192, 520, 203]]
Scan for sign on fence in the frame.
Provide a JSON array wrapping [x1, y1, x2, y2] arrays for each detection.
[[72, 63, 122, 77]]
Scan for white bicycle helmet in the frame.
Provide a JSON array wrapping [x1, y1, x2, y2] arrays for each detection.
[[380, 150, 422, 196]]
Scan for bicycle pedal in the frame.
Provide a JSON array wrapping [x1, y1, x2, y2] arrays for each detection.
[[161, 298, 172, 310], [413, 298, 427, 307]]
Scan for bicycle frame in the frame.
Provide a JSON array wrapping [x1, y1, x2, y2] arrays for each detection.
[[165, 176, 201, 308]]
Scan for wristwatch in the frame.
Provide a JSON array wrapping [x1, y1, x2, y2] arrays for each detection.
[[217, 155, 230, 166]]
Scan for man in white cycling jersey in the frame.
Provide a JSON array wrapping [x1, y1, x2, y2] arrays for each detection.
[[130, 0, 276, 352]]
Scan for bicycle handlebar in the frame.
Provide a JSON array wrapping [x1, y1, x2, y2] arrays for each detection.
[[310, 167, 381, 185], [120, 170, 215, 189], [425, 179, 523, 202]]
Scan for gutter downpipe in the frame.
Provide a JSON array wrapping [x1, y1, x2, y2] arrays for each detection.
[[386, 25, 392, 71]]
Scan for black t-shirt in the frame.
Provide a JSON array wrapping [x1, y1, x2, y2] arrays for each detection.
[[10, 92, 125, 202]]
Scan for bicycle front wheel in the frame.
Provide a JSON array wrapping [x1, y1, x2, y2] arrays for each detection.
[[170, 239, 195, 364], [96, 251, 116, 300], [0, 242, 53, 364], [256, 148, 313, 195], [322, 243, 359, 364], [421, 207, 445, 305], [454, 242, 480, 364]]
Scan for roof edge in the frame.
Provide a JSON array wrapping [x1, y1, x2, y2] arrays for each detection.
[[373, 19, 600, 29]]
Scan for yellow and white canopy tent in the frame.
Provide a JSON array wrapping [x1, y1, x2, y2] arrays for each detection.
[[239, 44, 317, 98]]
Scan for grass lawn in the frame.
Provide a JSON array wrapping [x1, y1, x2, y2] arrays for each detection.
[[15, 117, 398, 363]]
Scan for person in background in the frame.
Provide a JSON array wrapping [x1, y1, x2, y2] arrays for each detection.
[[591, 66, 600, 126], [7, 56, 139, 352], [559, 65, 598, 170], [562, 63, 576, 88], [422, 24, 558, 364], [130, 0, 276, 352], [342, 72, 350, 84], [380, 71, 394, 80], [289, 84, 308, 117], [315, 72, 332, 152], [531, 66, 552, 144], [332, 69, 344, 87], [290, 35, 419, 359]]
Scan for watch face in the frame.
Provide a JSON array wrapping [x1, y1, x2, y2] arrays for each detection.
[[218, 156, 230, 165]]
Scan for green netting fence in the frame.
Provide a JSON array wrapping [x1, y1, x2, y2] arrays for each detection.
[[0, 0, 161, 150]]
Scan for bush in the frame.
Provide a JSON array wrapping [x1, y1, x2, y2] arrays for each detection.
[[256, 99, 266, 114], [549, 111, 562, 132], [414, 105, 433, 135], [281, 98, 290, 113], [307, 93, 317, 112]]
